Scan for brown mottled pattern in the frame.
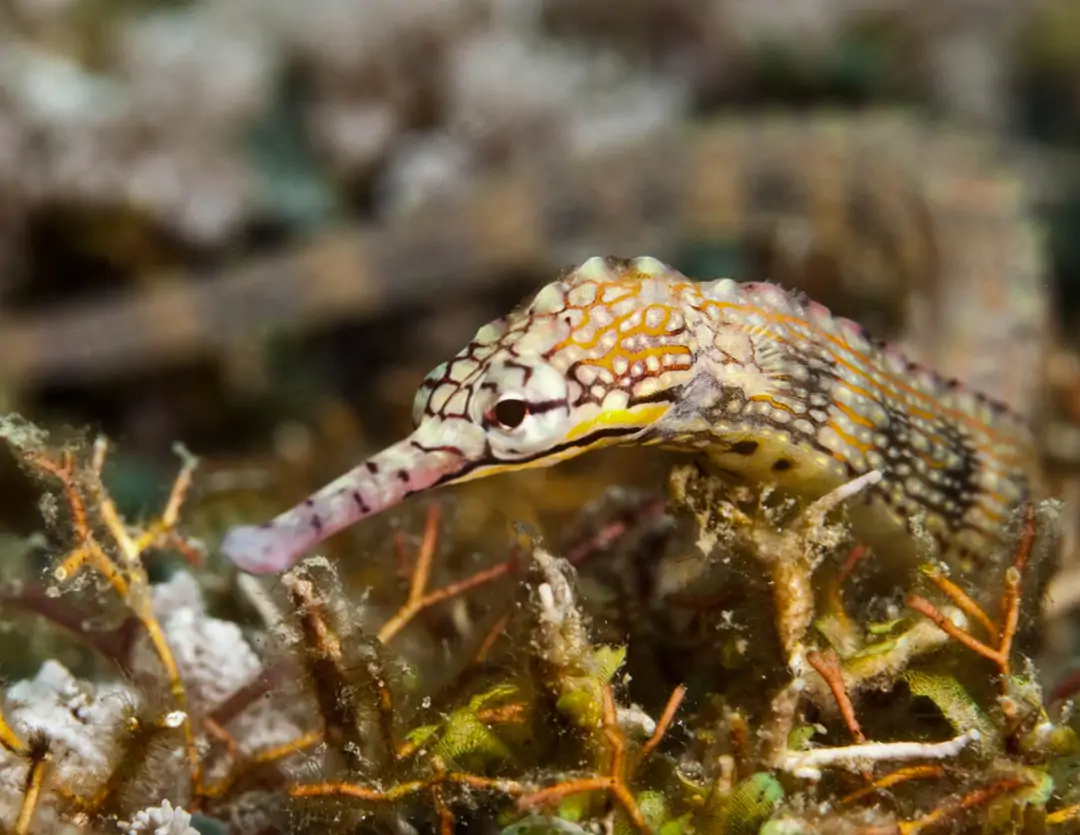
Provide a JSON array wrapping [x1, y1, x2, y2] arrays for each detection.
[[0, 112, 1049, 433]]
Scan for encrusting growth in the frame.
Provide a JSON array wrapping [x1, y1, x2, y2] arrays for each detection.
[[221, 256, 1040, 579]]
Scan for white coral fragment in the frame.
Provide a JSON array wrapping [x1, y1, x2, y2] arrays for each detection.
[[0, 661, 138, 831], [122, 799, 198, 835]]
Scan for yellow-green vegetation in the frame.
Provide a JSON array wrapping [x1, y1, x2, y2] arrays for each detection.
[[0, 415, 1079, 834]]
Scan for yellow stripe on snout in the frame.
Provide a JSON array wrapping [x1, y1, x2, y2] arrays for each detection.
[[451, 402, 671, 484], [563, 402, 671, 443]]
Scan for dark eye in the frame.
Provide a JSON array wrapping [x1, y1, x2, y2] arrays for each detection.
[[492, 398, 529, 429]]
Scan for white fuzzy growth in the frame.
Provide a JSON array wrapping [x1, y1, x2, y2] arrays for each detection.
[[131, 572, 304, 749], [122, 799, 198, 835], [132, 573, 261, 709], [531, 548, 591, 671], [0, 661, 138, 831]]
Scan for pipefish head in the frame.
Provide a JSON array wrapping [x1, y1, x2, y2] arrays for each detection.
[[221, 256, 699, 574]]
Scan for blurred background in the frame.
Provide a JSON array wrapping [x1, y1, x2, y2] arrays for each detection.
[[2, 0, 1080, 642]]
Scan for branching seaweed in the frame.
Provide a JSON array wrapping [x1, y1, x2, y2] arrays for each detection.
[[0, 419, 1079, 834]]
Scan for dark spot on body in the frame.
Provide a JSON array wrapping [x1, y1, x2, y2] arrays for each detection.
[[304, 498, 315, 507], [311, 514, 323, 535], [772, 458, 794, 472], [352, 491, 371, 514], [730, 440, 759, 455], [365, 461, 379, 475], [397, 469, 410, 483]]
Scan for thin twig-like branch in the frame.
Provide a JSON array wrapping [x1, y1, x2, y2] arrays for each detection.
[[807, 648, 864, 744], [779, 730, 979, 781]]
